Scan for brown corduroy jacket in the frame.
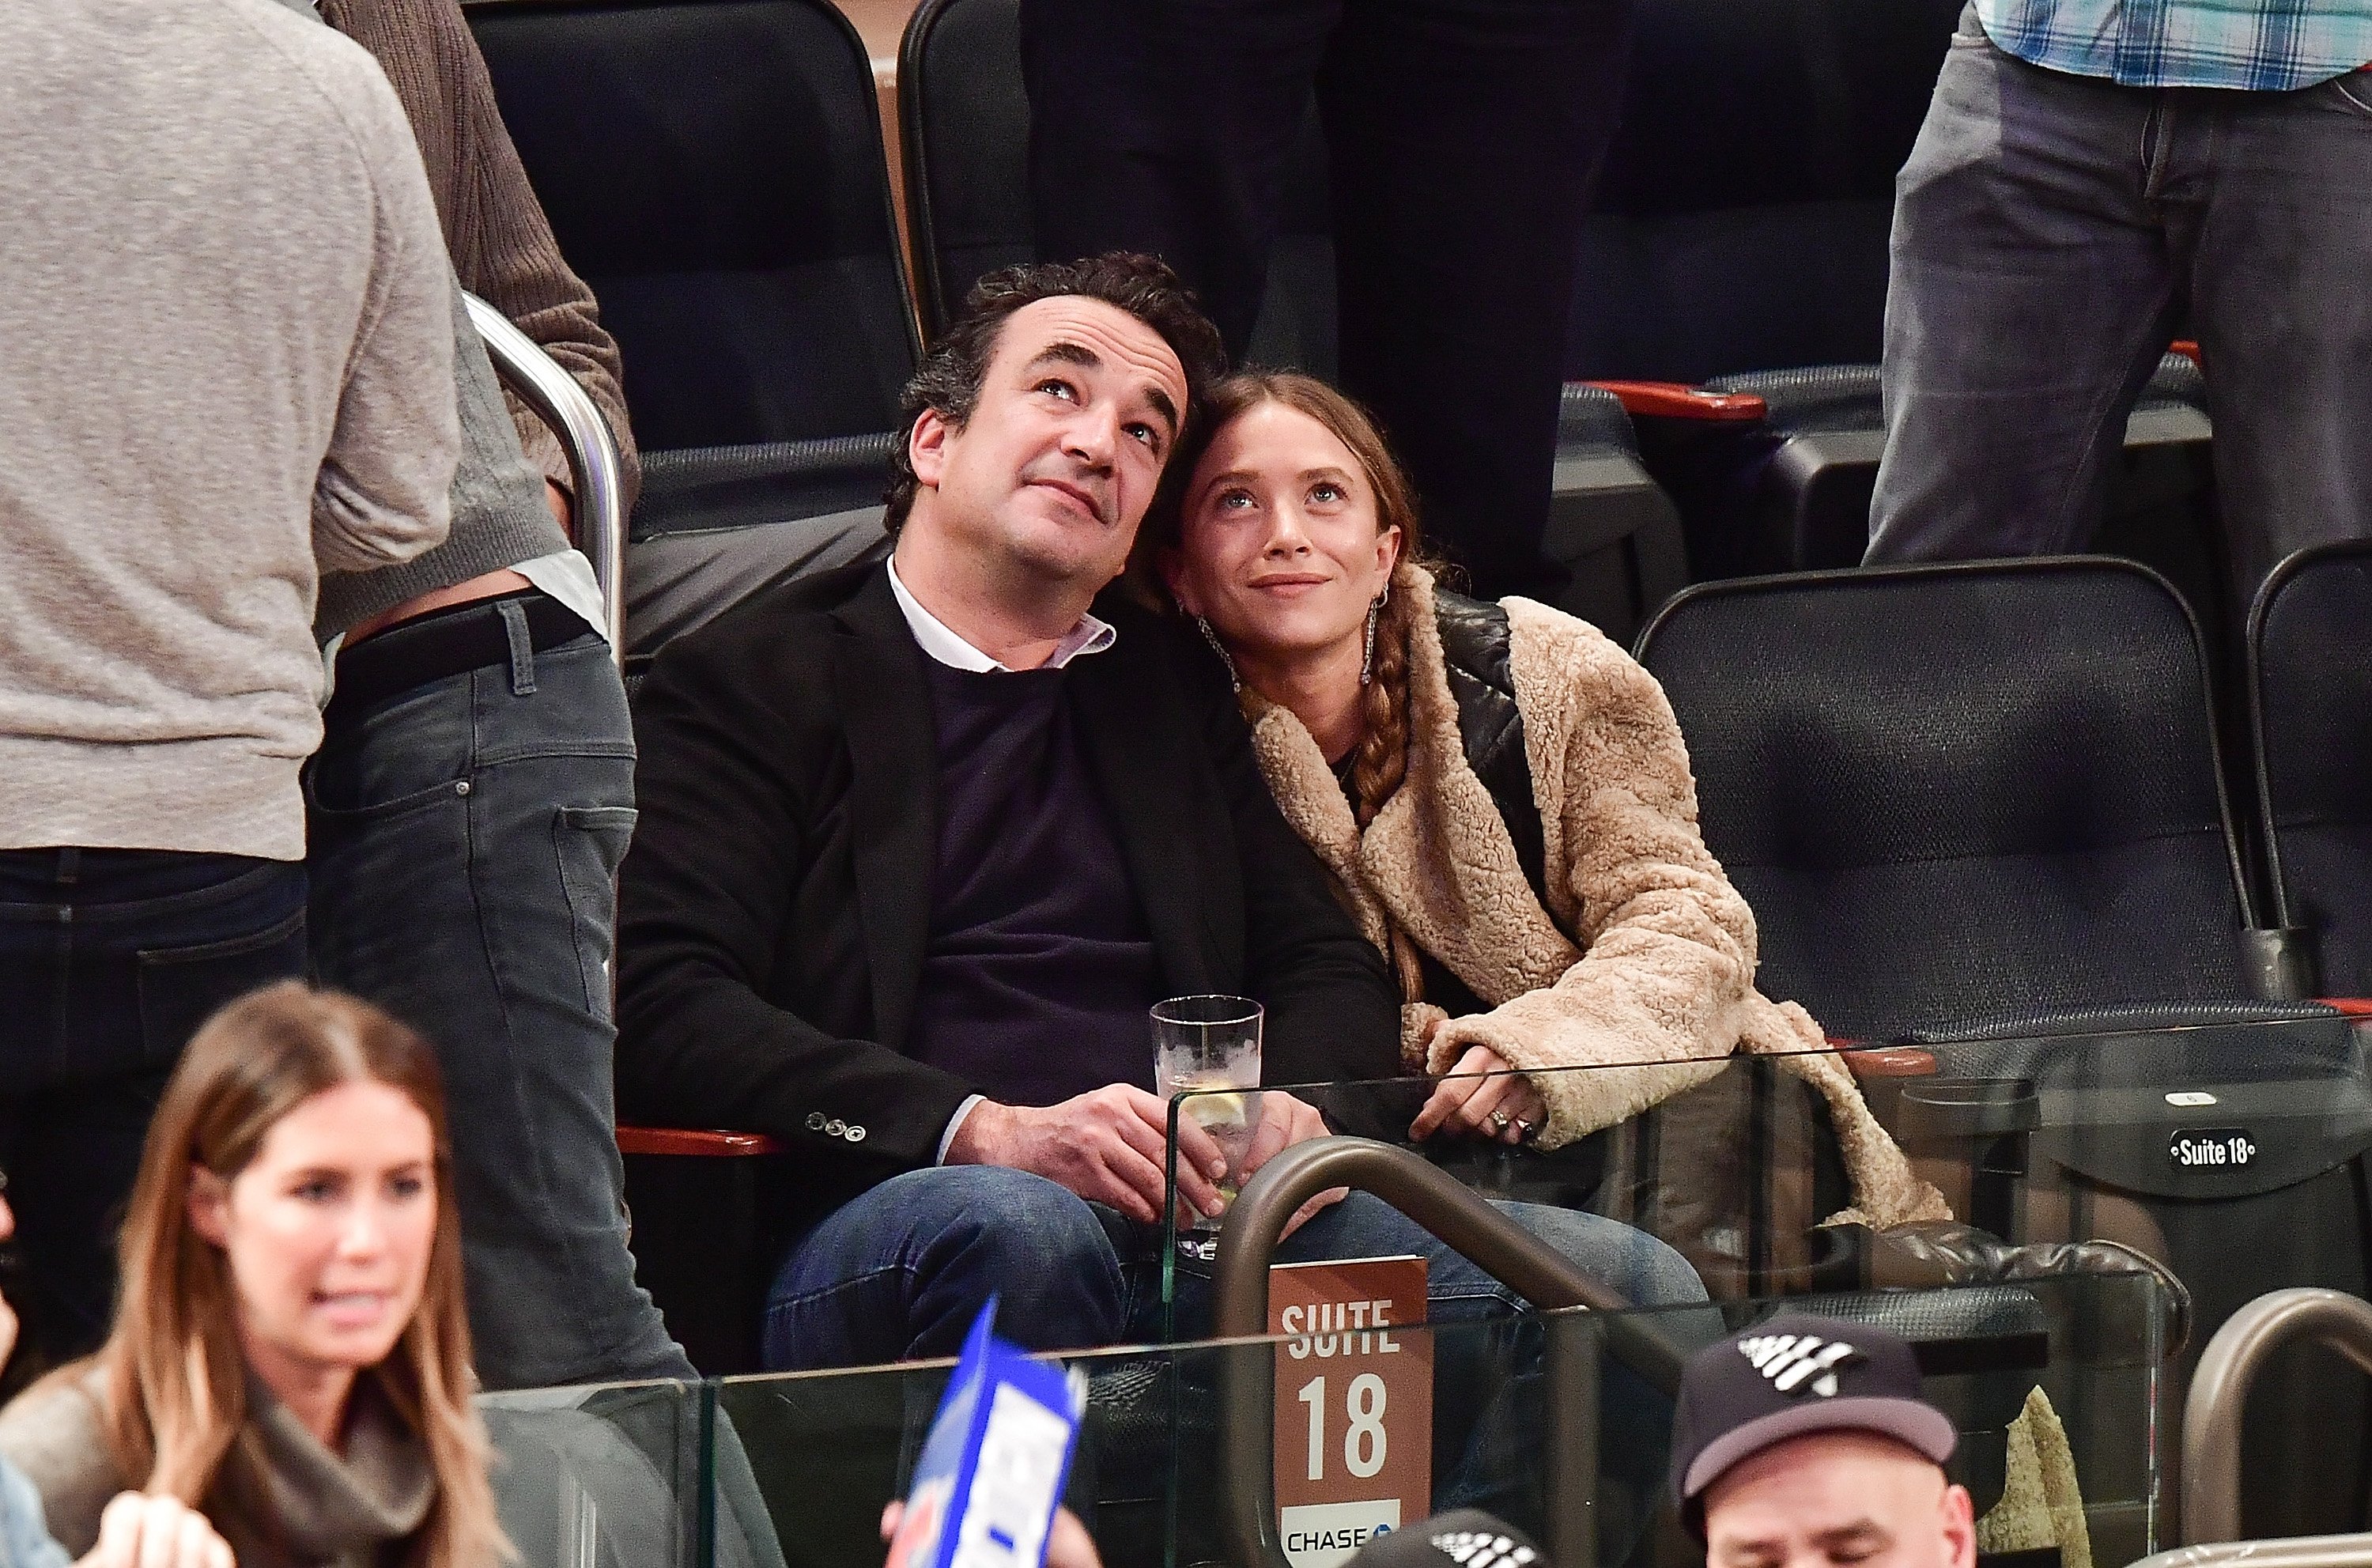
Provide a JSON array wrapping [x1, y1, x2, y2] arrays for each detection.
[[321, 0, 640, 511], [1243, 565, 1949, 1230]]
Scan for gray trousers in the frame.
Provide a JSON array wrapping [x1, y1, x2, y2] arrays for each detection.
[[1867, 9, 2372, 590], [309, 620, 693, 1389]]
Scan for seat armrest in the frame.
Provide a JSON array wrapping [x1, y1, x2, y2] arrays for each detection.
[[1838, 1043, 1940, 1078], [616, 1126, 785, 1157], [1584, 380, 1769, 423]]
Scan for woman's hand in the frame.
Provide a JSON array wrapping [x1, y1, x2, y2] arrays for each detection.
[[76, 1494, 234, 1568], [1409, 1045, 1549, 1146]]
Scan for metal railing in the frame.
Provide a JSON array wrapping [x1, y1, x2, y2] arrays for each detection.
[[464, 292, 628, 661], [2132, 1537, 2372, 1568], [2182, 1287, 2372, 1544], [1210, 1137, 1689, 1568]]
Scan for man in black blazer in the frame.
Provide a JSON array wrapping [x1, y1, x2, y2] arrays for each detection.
[[620, 256, 1430, 1369]]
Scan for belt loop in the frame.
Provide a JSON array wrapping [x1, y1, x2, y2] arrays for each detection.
[[498, 599, 538, 697]]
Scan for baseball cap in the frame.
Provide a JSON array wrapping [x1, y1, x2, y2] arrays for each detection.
[[1347, 1511, 1547, 1568], [1669, 1313, 1958, 1537]]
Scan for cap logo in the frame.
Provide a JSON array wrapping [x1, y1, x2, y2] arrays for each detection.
[[1736, 1333, 1861, 1397], [1430, 1532, 1535, 1568]]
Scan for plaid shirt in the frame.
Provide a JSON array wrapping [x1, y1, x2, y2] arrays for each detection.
[[1978, 0, 2372, 89]]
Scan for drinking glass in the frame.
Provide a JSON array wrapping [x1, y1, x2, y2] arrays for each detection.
[[1151, 995, 1265, 1245]]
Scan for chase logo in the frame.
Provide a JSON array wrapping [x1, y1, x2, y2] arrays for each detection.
[[1736, 1334, 1861, 1397], [1429, 1531, 1536, 1568]]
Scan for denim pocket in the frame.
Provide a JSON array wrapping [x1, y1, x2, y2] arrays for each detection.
[[554, 805, 637, 1022], [136, 902, 310, 1071]]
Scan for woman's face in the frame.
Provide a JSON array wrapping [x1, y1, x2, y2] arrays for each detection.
[[191, 1080, 437, 1382], [1168, 400, 1400, 667]]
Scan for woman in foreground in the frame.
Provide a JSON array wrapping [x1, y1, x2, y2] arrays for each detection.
[[1151, 370, 1944, 1233], [0, 983, 506, 1568]]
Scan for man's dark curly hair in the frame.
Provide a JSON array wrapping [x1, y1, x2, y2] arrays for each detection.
[[882, 253, 1229, 532]]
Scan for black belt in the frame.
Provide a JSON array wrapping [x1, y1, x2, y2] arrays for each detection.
[[328, 589, 593, 720]]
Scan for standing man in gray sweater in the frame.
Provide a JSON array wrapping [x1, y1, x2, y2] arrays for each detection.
[[0, 0, 455, 1362], [286, 0, 693, 1388]]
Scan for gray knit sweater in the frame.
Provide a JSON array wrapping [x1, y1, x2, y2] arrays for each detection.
[[0, 0, 458, 860]]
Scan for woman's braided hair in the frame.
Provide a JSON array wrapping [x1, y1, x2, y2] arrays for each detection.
[[1146, 370, 1446, 828]]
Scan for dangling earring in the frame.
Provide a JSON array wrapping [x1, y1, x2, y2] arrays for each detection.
[[1193, 613, 1242, 693], [1359, 584, 1390, 687]]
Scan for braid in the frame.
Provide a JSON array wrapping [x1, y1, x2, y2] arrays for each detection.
[[1347, 563, 1418, 829]]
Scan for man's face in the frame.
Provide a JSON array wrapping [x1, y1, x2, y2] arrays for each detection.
[[1704, 1432, 1975, 1568], [907, 295, 1190, 592]]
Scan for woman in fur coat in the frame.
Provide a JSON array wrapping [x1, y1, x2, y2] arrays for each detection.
[[1150, 369, 1947, 1234]]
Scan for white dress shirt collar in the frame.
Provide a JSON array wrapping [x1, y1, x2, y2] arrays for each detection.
[[886, 554, 1116, 672]]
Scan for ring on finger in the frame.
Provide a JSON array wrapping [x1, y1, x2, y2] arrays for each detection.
[[1488, 1110, 1511, 1134]]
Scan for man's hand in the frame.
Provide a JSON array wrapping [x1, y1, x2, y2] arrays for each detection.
[[1409, 1045, 1550, 1146], [76, 1494, 233, 1568], [882, 1502, 1101, 1568], [944, 1086, 1229, 1226]]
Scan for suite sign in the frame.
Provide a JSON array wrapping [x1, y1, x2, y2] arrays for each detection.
[[1271, 1256, 1431, 1568], [2170, 1127, 2257, 1169]]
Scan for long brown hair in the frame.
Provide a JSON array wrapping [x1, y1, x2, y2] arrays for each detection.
[[76, 982, 504, 1568], [1153, 369, 1445, 831]]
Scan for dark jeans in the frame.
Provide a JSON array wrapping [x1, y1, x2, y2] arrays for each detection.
[[760, 1166, 1704, 1367], [1868, 9, 2372, 590], [0, 848, 308, 1359], [1022, 0, 1634, 601], [308, 614, 692, 1389]]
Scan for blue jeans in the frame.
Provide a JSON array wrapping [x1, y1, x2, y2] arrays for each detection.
[[761, 1165, 1704, 1367], [308, 620, 692, 1389], [1867, 8, 2372, 590], [764, 1167, 1703, 1539], [0, 848, 308, 1357]]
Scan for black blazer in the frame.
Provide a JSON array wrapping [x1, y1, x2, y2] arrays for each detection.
[[617, 561, 1400, 1228]]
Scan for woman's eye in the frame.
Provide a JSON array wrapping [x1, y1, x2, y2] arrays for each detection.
[[295, 1178, 338, 1203], [389, 1174, 427, 1200], [1309, 483, 1346, 504], [1214, 489, 1256, 512]]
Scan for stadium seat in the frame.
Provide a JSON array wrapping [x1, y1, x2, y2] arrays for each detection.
[[895, 0, 1687, 643], [466, 0, 919, 539], [1634, 558, 2276, 1039], [2248, 541, 2372, 997], [1569, 0, 2218, 585]]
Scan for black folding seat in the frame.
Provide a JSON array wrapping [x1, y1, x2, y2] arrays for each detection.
[[2249, 541, 2372, 999], [1571, 0, 2215, 587], [1634, 559, 2271, 1037], [1638, 560, 2372, 1537], [466, 0, 915, 546], [897, 0, 1686, 644]]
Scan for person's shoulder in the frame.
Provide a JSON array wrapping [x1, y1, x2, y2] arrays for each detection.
[[205, 0, 421, 165], [0, 1371, 118, 1560], [643, 559, 886, 706]]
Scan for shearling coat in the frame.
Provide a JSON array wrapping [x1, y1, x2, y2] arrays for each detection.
[[1243, 565, 1948, 1230]]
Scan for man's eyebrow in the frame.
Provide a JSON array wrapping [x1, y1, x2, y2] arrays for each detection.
[[1811, 1521, 1891, 1551], [1024, 341, 1101, 374], [1022, 339, 1179, 436]]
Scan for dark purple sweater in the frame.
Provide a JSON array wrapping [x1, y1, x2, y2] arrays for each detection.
[[904, 661, 1160, 1105]]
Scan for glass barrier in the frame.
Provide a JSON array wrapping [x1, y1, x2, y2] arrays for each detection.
[[678, 1271, 2161, 1568], [1161, 1011, 2372, 1540], [479, 1378, 708, 1568]]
